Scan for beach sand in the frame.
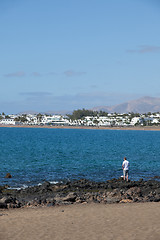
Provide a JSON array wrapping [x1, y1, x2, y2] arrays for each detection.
[[1, 124, 160, 131], [1, 202, 160, 240]]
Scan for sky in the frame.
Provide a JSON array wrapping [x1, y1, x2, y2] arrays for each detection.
[[0, 0, 160, 114]]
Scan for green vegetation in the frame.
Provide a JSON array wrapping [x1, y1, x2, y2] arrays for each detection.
[[0, 114, 3, 120], [67, 109, 97, 120], [14, 116, 27, 122], [5, 115, 11, 119], [67, 109, 108, 120], [37, 113, 43, 121]]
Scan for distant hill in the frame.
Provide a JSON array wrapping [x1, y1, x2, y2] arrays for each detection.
[[18, 110, 39, 115], [92, 96, 160, 113], [18, 110, 72, 115], [41, 110, 72, 115], [18, 96, 160, 115]]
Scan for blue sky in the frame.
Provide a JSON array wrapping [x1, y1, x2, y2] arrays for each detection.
[[0, 0, 160, 114]]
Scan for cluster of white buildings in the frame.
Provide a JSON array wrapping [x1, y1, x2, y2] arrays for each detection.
[[0, 112, 160, 127], [70, 113, 160, 127], [0, 114, 69, 126]]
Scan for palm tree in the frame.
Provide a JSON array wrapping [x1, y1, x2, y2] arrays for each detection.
[[37, 113, 43, 122]]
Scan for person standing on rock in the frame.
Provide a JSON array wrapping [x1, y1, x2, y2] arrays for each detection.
[[122, 157, 129, 181]]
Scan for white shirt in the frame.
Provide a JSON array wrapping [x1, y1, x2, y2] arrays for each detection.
[[122, 160, 129, 170]]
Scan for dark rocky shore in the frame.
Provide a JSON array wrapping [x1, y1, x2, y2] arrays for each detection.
[[0, 178, 160, 209]]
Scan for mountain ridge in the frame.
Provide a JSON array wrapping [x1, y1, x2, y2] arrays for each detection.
[[18, 97, 160, 115], [92, 96, 160, 113]]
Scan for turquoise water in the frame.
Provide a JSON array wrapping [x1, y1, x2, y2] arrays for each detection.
[[0, 127, 160, 188]]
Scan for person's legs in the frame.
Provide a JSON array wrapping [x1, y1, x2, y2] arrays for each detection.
[[126, 170, 129, 181], [123, 169, 126, 180]]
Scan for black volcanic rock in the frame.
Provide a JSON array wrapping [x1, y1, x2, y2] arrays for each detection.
[[5, 173, 12, 178], [0, 178, 160, 208]]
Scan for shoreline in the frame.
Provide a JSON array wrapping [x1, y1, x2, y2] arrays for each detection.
[[1, 124, 160, 131], [1, 178, 160, 209]]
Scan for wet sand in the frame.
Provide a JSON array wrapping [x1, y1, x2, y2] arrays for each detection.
[[1, 202, 160, 240]]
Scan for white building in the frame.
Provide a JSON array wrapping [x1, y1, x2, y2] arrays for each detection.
[[151, 119, 159, 124], [41, 115, 69, 125], [130, 117, 141, 126], [0, 118, 16, 125]]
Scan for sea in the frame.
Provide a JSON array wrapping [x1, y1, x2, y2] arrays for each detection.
[[0, 127, 160, 188]]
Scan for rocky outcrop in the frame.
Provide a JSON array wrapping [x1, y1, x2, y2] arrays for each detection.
[[0, 178, 160, 209], [5, 173, 12, 178], [0, 196, 21, 208]]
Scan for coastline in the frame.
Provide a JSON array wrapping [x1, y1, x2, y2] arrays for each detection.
[[1, 124, 160, 131], [1, 178, 160, 208], [1, 178, 160, 239]]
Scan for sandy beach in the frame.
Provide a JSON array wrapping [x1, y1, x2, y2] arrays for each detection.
[[1, 124, 160, 131], [1, 202, 160, 240]]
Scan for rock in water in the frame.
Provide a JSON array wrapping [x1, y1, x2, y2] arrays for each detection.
[[5, 173, 12, 178]]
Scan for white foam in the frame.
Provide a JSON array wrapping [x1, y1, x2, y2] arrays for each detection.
[[7, 181, 60, 190], [7, 187, 22, 191], [49, 181, 59, 184]]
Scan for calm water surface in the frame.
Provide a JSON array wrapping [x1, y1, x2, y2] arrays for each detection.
[[0, 127, 160, 188]]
